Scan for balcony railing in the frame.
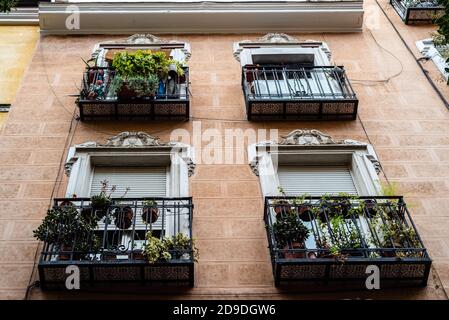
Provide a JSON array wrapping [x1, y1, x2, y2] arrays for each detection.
[[242, 65, 358, 121], [390, 0, 444, 24], [77, 67, 189, 121], [38, 197, 194, 290], [264, 196, 431, 288]]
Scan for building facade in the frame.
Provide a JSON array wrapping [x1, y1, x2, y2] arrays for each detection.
[[0, 0, 449, 300]]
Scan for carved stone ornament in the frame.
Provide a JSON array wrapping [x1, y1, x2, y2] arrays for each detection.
[[103, 132, 172, 147], [99, 34, 191, 61], [185, 157, 196, 177], [248, 129, 381, 176], [278, 129, 336, 146], [233, 33, 331, 62]]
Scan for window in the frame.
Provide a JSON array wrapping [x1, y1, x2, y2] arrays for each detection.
[[248, 129, 381, 198], [278, 165, 358, 196], [64, 131, 195, 236]]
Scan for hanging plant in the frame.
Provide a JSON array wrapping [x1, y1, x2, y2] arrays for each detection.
[[0, 0, 18, 13]]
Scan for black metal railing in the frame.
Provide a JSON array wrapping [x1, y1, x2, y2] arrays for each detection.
[[77, 67, 190, 121], [38, 197, 194, 290], [390, 0, 444, 24], [242, 65, 358, 121], [264, 196, 431, 287]]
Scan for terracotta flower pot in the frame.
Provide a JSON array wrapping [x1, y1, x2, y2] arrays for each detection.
[[274, 200, 291, 218], [283, 242, 307, 259], [141, 206, 159, 224], [298, 205, 314, 222], [114, 206, 134, 230], [364, 199, 378, 218]]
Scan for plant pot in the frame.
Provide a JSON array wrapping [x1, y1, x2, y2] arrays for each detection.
[[118, 84, 137, 99], [317, 205, 337, 223], [340, 249, 364, 257], [274, 200, 291, 218], [384, 202, 405, 220], [131, 251, 144, 260], [339, 200, 352, 219], [58, 245, 81, 261], [298, 205, 314, 222], [141, 206, 159, 224], [103, 253, 117, 261], [91, 205, 108, 220], [59, 200, 73, 208], [364, 199, 378, 218], [113, 206, 134, 230], [283, 242, 306, 259]]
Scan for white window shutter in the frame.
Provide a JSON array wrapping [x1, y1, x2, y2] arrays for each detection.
[[90, 167, 167, 231], [90, 167, 166, 198], [278, 165, 358, 196]]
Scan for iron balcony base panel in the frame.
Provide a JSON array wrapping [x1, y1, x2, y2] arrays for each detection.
[[390, 0, 444, 24], [38, 261, 194, 290], [273, 259, 431, 288], [247, 99, 358, 121], [78, 99, 189, 121]]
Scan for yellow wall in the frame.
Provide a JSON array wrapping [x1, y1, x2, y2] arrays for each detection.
[[0, 26, 39, 127]]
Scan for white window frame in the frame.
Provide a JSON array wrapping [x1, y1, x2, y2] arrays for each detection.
[[248, 130, 382, 198], [64, 132, 195, 236]]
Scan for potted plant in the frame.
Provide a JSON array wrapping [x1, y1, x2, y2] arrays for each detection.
[[363, 199, 378, 218], [272, 213, 310, 259], [292, 194, 314, 222], [110, 50, 180, 99], [141, 200, 159, 224], [273, 186, 292, 218], [0, 0, 18, 13], [165, 233, 199, 261], [142, 232, 172, 263], [33, 206, 100, 261], [113, 205, 134, 230], [321, 216, 363, 259], [90, 179, 115, 221], [371, 215, 422, 258]]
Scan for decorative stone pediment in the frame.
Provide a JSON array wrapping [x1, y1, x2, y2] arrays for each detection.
[[233, 33, 331, 62], [97, 33, 191, 61], [252, 33, 300, 44], [103, 132, 171, 147], [279, 129, 337, 146], [66, 132, 196, 177], [248, 129, 382, 176]]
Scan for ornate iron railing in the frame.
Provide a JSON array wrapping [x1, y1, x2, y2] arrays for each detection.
[[38, 197, 194, 290], [242, 65, 358, 120], [264, 196, 431, 288], [390, 0, 444, 24], [77, 67, 189, 121]]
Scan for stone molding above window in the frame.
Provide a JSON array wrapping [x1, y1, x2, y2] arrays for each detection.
[[233, 33, 332, 67], [64, 131, 195, 198], [248, 129, 382, 197], [91, 33, 191, 67]]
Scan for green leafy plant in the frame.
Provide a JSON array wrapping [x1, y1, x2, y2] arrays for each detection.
[[272, 213, 310, 248], [90, 179, 115, 209], [142, 232, 199, 263], [33, 206, 100, 256], [369, 213, 422, 257], [0, 0, 18, 13], [126, 74, 159, 97], [319, 216, 362, 258]]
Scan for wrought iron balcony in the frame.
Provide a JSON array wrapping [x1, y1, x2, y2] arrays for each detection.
[[390, 0, 444, 24], [77, 67, 189, 121], [242, 65, 358, 121], [38, 197, 194, 290], [264, 196, 431, 288]]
